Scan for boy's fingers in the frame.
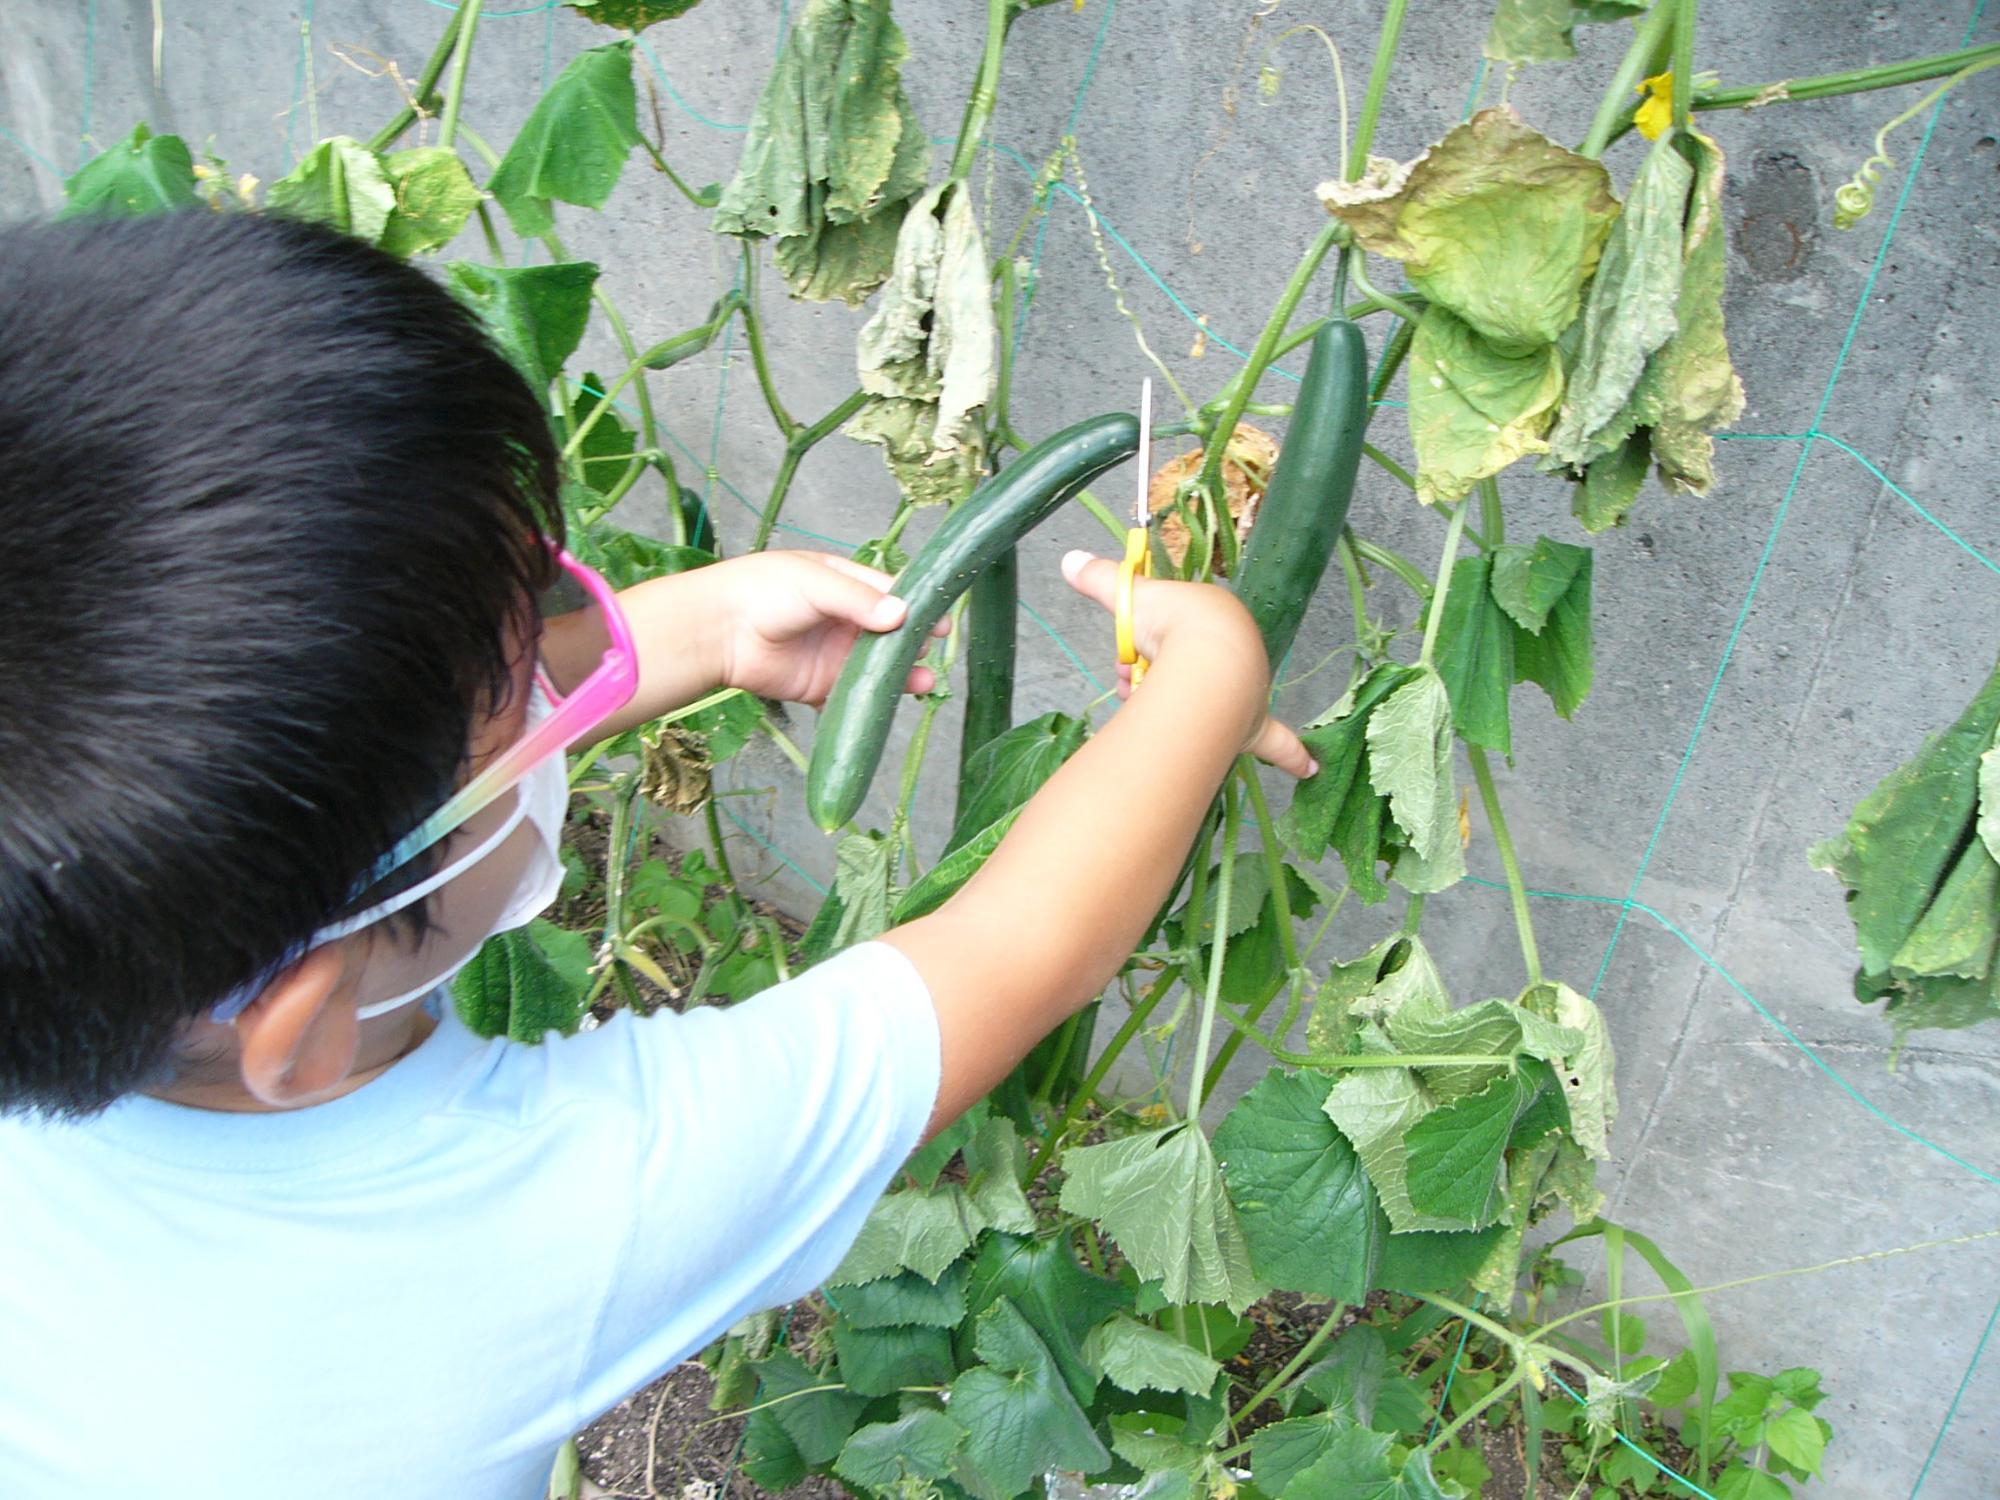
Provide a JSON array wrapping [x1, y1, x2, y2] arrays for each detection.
[[802, 562, 909, 633], [810, 554, 947, 635], [1060, 550, 1121, 613], [1249, 715, 1316, 780]]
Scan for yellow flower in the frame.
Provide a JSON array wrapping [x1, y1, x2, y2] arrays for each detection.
[[1634, 70, 1674, 140]]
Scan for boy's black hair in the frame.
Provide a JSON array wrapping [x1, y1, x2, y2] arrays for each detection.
[[0, 211, 562, 1117]]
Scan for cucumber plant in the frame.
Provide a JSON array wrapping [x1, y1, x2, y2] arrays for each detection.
[[57, 0, 2000, 1493]]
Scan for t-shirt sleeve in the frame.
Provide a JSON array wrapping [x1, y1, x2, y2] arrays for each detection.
[[578, 940, 940, 1402]]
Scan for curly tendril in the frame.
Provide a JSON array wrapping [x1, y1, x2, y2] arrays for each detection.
[[1836, 58, 1999, 229]]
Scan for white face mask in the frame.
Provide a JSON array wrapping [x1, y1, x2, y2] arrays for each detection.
[[208, 683, 571, 1024], [349, 684, 570, 1020]]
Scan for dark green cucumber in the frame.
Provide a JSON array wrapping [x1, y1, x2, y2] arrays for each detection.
[[808, 411, 1139, 832], [956, 542, 1019, 804], [1231, 319, 1370, 670]]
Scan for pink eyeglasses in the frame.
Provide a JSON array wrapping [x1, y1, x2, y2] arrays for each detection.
[[358, 545, 638, 890]]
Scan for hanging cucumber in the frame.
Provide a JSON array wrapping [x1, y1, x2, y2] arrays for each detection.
[[808, 411, 1140, 832], [1230, 319, 1370, 670], [956, 543, 1018, 806]]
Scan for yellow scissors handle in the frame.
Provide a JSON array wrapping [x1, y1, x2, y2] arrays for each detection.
[[1116, 525, 1151, 684]]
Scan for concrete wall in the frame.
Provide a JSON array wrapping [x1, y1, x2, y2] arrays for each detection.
[[4, 2, 1997, 1493]]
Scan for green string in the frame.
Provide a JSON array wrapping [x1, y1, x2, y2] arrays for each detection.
[[78, 0, 96, 165], [1910, 1283, 2000, 1499]]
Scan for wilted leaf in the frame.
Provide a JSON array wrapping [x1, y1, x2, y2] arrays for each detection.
[[1366, 668, 1466, 891], [829, 832, 894, 948], [1574, 428, 1651, 532], [1280, 664, 1417, 905], [712, 0, 930, 305], [1510, 542, 1594, 719], [1214, 1067, 1389, 1301], [1319, 109, 1618, 353], [1520, 980, 1618, 1158], [1644, 132, 1744, 492], [847, 180, 995, 506], [567, 0, 703, 30], [59, 124, 199, 218], [1148, 423, 1279, 574], [949, 1299, 1112, 1495], [1059, 1124, 1266, 1312], [1547, 131, 1693, 468], [487, 43, 643, 237], [266, 136, 394, 243], [1082, 1314, 1223, 1396], [445, 259, 600, 391], [1408, 306, 1565, 505], [1486, 0, 1646, 64], [377, 146, 482, 257], [1491, 536, 1588, 635], [1323, 1065, 1459, 1234]]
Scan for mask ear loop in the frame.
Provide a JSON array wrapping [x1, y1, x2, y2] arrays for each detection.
[[207, 788, 533, 1024]]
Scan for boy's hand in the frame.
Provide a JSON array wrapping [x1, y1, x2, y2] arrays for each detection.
[[1059, 550, 1315, 780], [695, 551, 947, 708]]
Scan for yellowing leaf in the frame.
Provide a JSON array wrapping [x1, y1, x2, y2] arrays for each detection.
[[712, 0, 931, 305], [846, 181, 996, 505], [266, 136, 394, 243], [377, 146, 483, 258], [1408, 306, 1564, 505], [1366, 669, 1461, 872], [1485, 0, 1647, 65], [1318, 109, 1618, 353]]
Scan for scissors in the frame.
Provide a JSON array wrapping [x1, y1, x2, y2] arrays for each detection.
[[1115, 377, 1153, 687]]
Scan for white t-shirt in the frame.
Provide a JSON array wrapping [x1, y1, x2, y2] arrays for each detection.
[[0, 940, 940, 1499]]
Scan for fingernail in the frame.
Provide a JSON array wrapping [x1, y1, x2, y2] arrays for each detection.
[[873, 595, 906, 627], [1306, 759, 1321, 777], [1061, 550, 1090, 580]]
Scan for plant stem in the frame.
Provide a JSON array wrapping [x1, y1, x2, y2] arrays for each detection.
[[1186, 779, 1242, 1122], [1345, 248, 1423, 323], [1671, 0, 1698, 134], [1579, 1, 1679, 158], [1418, 499, 1469, 667], [1693, 40, 2000, 112], [1197, 764, 1299, 1101], [1352, 536, 1431, 599], [949, 0, 1012, 183], [1195, 222, 1344, 499], [365, 10, 464, 151], [1346, 0, 1410, 177], [436, 0, 483, 151], [754, 389, 870, 550], [1232, 1302, 1347, 1431], [1467, 745, 1542, 988], [737, 245, 798, 437], [637, 137, 709, 207], [1022, 969, 1178, 1184]]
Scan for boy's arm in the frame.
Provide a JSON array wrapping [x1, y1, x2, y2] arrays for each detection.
[[881, 551, 1312, 1137]]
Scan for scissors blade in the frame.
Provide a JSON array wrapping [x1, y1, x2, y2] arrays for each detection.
[[1134, 376, 1152, 527]]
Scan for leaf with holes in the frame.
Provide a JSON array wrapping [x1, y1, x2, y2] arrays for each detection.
[[1486, 0, 1647, 64], [377, 146, 482, 257], [1407, 306, 1565, 505]]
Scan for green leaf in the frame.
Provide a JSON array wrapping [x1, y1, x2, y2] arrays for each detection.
[[1281, 664, 1416, 905], [1520, 980, 1618, 1157], [58, 124, 198, 218], [445, 260, 600, 391], [1251, 1413, 1360, 1497], [829, 1319, 956, 1397], [266, 136, 395, 243], [1323, 1067, 1451, 1234], [1059, 1124, 1266, 1313], [1547, 132, 1694, 468], [948, 1299, 1112, 1495], [963, 1231, 1132, 1408], [487, 43, 643, 237], [892, 808, 1020, 921], [1366, 669, 1466, 892], [828, 1187, 978, 1286], [1407, 305, 1565, 505], [1712, 1464, 1790, 1500], [1490, 537, 1588, 635], [947, 711, 1087, 855], [377, 146, 482, 257], [1276, 1420, 1452, 1498], [829, 832, 894, 949], [1403, 1069, 1536, 1227], [711, 0, 931, 306], [1813, 653, 2000, 1033], [847, 180, 996, 508], [740, 1405, 808, 1492], [1485, 0, 1646, 64], [1978, 744, 2000, 866], [1510, 542, 1594, 719], [1214, 1067, 1389, 1301], [833, 1410, 967, 1491], [1649, 1349, 1699, 1408], [1763, 1407, 1826, 1476], [1430, 555, 1517, 754], [568, 374, 639, 489], [829, 1260, 969, 1330], [678, 689, 762, 764], [1320, 109, 1618, 353], [1082, 1313, 1223, 1396], [903, 1100, 988, 1192], [1574, 428, 1651, 532], [751, 1347, 870, 1466], [567, 0, 703, 31], [1376, 1224, 1508, 1294], [1290, 1325, 1388, 1425], [451, 925, 588, 1041], [1387, 995, 1581, 1104], [963, 1114, 1038, 1235], [528, 918, 595, 998]]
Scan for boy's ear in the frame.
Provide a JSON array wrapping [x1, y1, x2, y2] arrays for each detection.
[[234, 943, 361, 1108]]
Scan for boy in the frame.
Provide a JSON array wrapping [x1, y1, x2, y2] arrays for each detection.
[[0, 212, 1309, 1497]]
